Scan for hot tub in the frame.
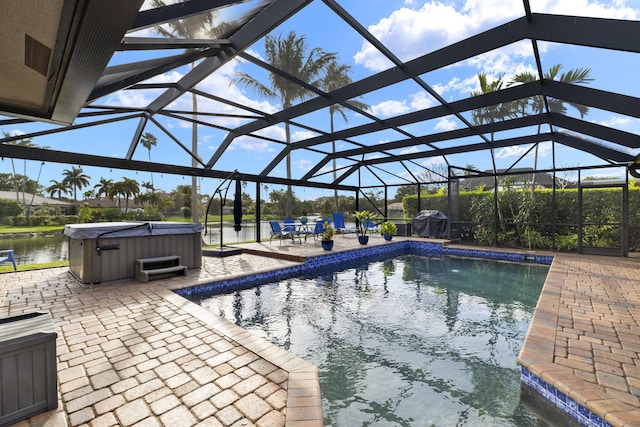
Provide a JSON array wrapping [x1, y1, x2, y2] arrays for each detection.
[[64, 221, 203, 283]]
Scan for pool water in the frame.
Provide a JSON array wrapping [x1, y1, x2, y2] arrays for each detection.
[[199, 255, 550, 426]]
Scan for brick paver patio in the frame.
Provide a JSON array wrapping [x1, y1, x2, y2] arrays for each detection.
[[1, 236, 639, 426], [519, 253, 640, 426], [0, 247, 322, 427]]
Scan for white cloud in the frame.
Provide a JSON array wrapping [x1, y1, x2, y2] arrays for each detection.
[[370, 99, 410, 117], [368, 91, 436, 119], [354, 0, 637, 77], [495, 142, 551, 159], [229, 135, 274, 152], [294, 159, 313, 171], [319, 161, 350, 174], [465, 43, 535, 75], [434, 117, 457, 132], [409, 91, 436, 110], [432, 73, 487, 99], [354, 1, 523, 72], [291, 130, 318, 142], [226, 122, 319, 152], [100, 58, 278, 129], [421, 156, 447, 167], [400, 146, 420, 155], [496, 145, 530, 159], [598, 115, 632, 128], [534, 0, 637, 19]]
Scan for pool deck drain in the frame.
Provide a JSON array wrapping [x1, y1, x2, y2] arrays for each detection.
[[0, 235, 639, 426]]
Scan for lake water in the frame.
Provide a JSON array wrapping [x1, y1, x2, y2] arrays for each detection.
[[0, 221, 274, 265]]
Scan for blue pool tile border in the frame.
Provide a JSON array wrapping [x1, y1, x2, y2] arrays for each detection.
[[175, 240, 553, 298], [521, 367, 611, 427]]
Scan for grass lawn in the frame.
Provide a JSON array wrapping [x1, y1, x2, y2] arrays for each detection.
[[0, 260, 68, 273], [0, 225, 65, 233]]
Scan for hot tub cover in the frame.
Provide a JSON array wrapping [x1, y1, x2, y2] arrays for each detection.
[[412, 210, 448, 238], [63, 221, 203, 239]]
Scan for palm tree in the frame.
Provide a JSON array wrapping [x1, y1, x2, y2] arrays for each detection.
[[62, 166, 90, 205], [152, 1, 223, 225], [321, 60, 369, 210], [2, 131, 35, 202], [471, 72, 512, 242], [46, 179, 70, 200], [234, 31, 336, 218], [140, 132, 158, 186], [94, 177, 114, 199], [510, 64, 593, 192], [141, 181, 155, 193], [108, 181, 124, 209], [118, 177, 141, 213]]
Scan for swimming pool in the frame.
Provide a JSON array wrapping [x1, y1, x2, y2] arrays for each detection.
[[197, 254, 550, 426]]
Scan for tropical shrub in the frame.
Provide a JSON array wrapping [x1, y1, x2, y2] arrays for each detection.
[[402, 186, 640, 251], [0, 199, 23, 218]]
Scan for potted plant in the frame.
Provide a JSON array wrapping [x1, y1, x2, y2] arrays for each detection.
[[354, 210, 375, 245], [321, 220, 334, 250], [380, 221, 397, 241]]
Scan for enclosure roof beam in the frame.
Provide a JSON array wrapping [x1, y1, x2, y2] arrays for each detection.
[[302, 114, 548, 181], [541, 80, 640, 119], [123, 0, 311, 162], [291, 81, 542, 154], [0, 143, 356, 192], [130, 0, 244, 32], [548, 113, 640, 149], [209, 14, 640, 166], [553, 133, 636, 163], [206, 15, 533, 168], [333, 133, 555, 184], [90, 50, 217, 102]]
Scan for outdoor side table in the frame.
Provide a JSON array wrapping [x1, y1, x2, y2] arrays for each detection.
[[0, 312, 58, 426]]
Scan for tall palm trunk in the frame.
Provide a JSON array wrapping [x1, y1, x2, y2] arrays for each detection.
[[10, 159, 18, 201], [331, 113, 338, 211], [191, 89, 199, 224], [285, 122, 292, 218]]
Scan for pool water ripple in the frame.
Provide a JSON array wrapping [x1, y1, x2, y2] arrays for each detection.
[[199, 254, 550, 426]]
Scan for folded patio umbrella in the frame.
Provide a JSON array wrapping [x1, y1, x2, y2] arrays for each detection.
[[233, 177, 242, 232]]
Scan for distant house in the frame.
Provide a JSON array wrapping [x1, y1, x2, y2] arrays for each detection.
[[461, 168, 574, 191], [387, 202, 404, 218], [0, 191, 74, 213]]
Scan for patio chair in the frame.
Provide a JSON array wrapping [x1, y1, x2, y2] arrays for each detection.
[[268, 221, 295, 245], [283, 218, 296, 233], [306, 220, 325, 244], [367, 219, 381, 234], [332, 213, 358, 234], [0, 249, 16, 271]]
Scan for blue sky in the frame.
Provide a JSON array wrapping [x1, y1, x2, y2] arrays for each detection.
[[3, 0, 640, 202]]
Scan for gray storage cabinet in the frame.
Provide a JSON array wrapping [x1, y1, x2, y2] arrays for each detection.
[[64, 221, 203, 283], [0, 312, 57, 426]]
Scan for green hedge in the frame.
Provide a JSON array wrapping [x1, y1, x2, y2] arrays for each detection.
[[402, 187, 640, 250]]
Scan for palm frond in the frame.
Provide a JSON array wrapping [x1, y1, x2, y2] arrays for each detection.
[[233, 72, 277, 101]]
